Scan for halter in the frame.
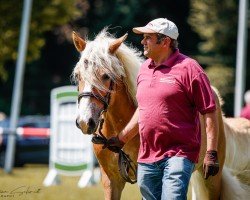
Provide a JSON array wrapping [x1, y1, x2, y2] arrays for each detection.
[[76, 80, 137, 184], [77, 81, 114, 111]]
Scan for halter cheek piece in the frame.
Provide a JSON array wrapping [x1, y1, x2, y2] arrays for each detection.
[[76, 80, 137, 184]]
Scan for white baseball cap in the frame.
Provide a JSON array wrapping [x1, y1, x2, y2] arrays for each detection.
[[132, 18, 179, 40]]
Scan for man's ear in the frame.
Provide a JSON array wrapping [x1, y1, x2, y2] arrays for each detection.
[[163, 37, 171, 47]]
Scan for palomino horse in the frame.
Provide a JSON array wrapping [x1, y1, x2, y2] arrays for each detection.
[[188, 88, 248, 200], [72, 29, 246, 199], [223, 117, 250, 195]]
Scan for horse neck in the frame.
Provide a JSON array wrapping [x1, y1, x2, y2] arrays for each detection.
[[102, 82, 136, 138]]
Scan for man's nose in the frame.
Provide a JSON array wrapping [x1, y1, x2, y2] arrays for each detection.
[[141, 40, 144, 45]]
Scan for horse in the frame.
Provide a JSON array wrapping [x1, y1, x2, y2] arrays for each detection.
[[72, 29, 142, 199], [188, 88, 248, 200], [71, 29, 247, 199], [223, 117, 250, 195]]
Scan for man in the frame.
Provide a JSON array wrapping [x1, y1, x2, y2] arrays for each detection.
[[109, 18, 219, 200], [240, 90, 250, 120]]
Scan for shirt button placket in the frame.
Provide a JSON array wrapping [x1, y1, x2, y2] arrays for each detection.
[[150, 69, 157, 87]]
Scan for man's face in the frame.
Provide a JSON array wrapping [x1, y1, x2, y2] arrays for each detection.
[[141, 33, 163, 59]]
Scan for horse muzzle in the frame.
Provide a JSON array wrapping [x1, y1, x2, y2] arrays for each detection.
[[76, 117, 97, 135]]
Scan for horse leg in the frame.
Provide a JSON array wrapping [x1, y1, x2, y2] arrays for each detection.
[[100, 166, 125, 200]]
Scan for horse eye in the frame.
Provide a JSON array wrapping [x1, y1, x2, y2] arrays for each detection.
[[102, 74, 110, 81]]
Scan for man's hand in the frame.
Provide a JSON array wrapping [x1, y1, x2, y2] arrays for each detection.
[[107, 136, 125, 153], [203, 150, 219, 179]]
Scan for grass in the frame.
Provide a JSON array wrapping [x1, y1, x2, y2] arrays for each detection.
[[0, 164, 141, 200]]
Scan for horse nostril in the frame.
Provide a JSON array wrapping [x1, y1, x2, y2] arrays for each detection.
[[75, 119, 81, 129], [88, 118, 96, 130]]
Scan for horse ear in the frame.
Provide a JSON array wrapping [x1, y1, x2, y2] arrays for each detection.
[[72, 31, 86, 52], [109, 33, 128, 54]]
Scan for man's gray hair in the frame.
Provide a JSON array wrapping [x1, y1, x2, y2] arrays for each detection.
[[156, 33, 178, 50], [170, 39, 178, 50]]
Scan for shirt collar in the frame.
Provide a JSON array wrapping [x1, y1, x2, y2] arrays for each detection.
[[148, 49, 180, 69], [162, 49, 180, 67]]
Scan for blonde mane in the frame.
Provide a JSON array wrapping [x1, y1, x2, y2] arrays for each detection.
[[73, 29, 144, 104]]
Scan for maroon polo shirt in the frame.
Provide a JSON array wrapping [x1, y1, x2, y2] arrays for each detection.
[[240, 105, 250, 120], [136, 49, 216, 163]]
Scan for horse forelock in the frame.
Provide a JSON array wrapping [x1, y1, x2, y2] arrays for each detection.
[[73, 29, 144, 105]]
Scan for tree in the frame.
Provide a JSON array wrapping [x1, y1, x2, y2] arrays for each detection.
[[188, 0, 238, 58], [0, 0, 202, 115], [0, 0, 85, 81], [188, 0, 246, 116]]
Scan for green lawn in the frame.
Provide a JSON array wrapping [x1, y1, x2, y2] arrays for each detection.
[[0, 165, 141, 200]]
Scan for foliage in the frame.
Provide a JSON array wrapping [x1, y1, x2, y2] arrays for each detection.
[[206, 65, 235, 115], [1, 0, 198, 115], [0, 0, 83, 81], [1, 0, 244, 116], [188, 0, 247, 115], [206, 65, 234, 97], [73, 0, 196, 54], [188, 0, 238, 56]]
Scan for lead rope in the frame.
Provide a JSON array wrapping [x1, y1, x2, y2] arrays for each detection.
[[91, 114, 137, 184]]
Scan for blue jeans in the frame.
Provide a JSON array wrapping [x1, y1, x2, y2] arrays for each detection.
[[137, 156, 195, 200]]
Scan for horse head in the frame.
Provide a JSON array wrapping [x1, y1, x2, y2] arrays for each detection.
[[72, 30, 129, 135]]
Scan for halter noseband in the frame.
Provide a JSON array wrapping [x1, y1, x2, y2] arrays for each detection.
[[77, 81, 114, 111]]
